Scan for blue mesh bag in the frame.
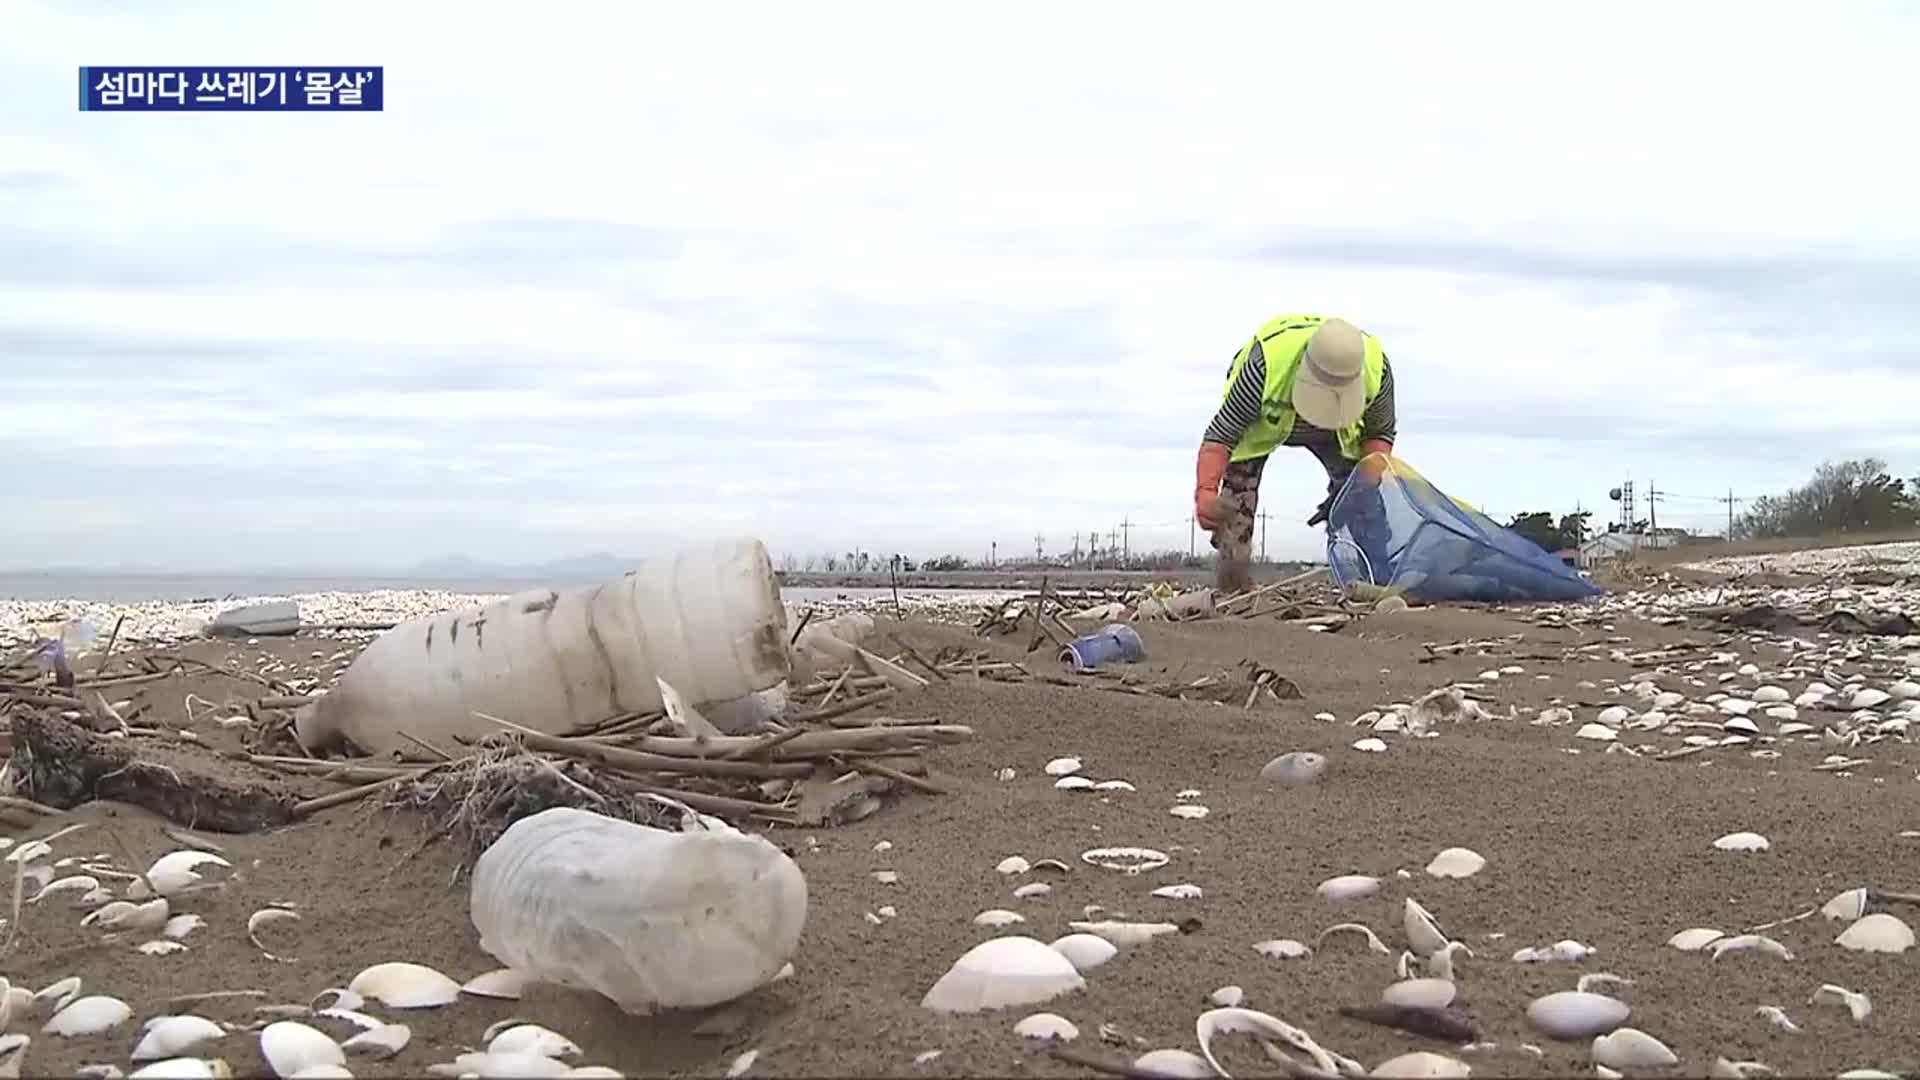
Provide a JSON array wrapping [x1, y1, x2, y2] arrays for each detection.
[[1325, 454, 1606, 604]]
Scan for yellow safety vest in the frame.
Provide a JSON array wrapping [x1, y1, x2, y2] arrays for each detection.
[[1219, 313, 1387, 464]]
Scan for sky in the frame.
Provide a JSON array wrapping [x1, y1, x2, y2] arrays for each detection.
[[3, 0, 1919, 573]]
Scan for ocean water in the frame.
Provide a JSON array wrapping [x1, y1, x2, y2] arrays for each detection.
[[0, 572, 1007, 606]]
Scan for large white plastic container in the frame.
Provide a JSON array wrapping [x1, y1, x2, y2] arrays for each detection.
[[469, 806, 807, 1013], [296, 538, 790, 757]]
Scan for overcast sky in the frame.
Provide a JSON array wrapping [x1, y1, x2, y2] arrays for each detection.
[[4, 1, 1918, 573]]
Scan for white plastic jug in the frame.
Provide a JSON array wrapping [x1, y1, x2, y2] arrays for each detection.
[[469, 807, 807, 1013], [296, 538, 790, 756]]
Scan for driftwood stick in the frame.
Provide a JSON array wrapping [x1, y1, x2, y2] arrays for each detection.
[[788, 607, 816, 646], [621, 722, 972, 758], [792, 687, 898, 724], [255, 695, 315, 710], [853, 759, 945, 795], [477, 718, 814, 779], [93, 614, 126, 677], [613, 778, 798, 822], [818, 665, 855, 707], [719, 724, 809, 761], [888, 635, 950, 681]]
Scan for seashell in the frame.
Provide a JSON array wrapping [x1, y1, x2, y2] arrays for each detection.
[[134, 1016, 226, 1062], [1653, 692, 1685, 709], [309, 989, 364, 1013], [247, 908, 300, 963], [1723, 717, 1759, 736], [920, 936, 1085, 1014], [1666, 927, 1726, 951], [44, 995, 132, 1037], [139, 851, 231, 897], [1318, 922, 1391, 954], [1012, 1012, 1077, 1041], [1317, 875, 1382, 901], [460, 969, 527, 1000], [1576, 972, 1633, 994], [1068, 920, 1181, 948], [1764, 705, 1797, 721], [1352, 737, 1388, 753], [1526, 991, 1629, 1040], [487, 1023, 580, 1059], [1424, 848, 1486, 880], [137, 940, 187, 956], [1850, 689, 1891, 709], [1259, 752, 1327, 785], [1709, 1059, 1776, 1079], [1168, 805, 1209, 820], [1254, 939, 1313, 960], [346, 962, 462, 1009], [1719, 698, 1755, 716], [1131, 1049, 1214, 1078], [29, 874, 101, 904], [1753, 686, 1790, 703], [312, 1008, 384, 1032], [1092, 780, 1136, 792], [1754, 1005, 1800, 1033], [1596, 705, 1633, 726], [1821, 888, 1868, 921], [1834, 912, 1915, 953], [1382, 978, 1455, 1009], [84, 897, 169, 934], [340, 1024, 410, 1059], [1175, 789, 1203, 800], [129, 1061, 232, 1080], [1574, 724, 1617, 741], [258, 1022, 343, 1079], [1054, 776, 1096, 791], [1012, 882, 1052, 900], [1209, 986, 1244, 1007], [1403, 898, 1449, 955], [1047, 933, 1117, 972], [1370, 1051, 1471, 1078], [1535, 707, 1574, 726], [1809, 983, 1872, 1023], [1151, 884, 1202, 900], [1080, 847, 1169, 874], [1314, 712, 1337, 722], [1043, 757, 1082, 777], [974, 909, 1024, 928], [1776, 722, 1813, 736], [1712, 934, 1793, 961], [996, 856, 1031, 876], [1889, 680, 1918, 700], [1197, 1008, 1339, 1078], [1711, 831, 1770, 852], [1592, 1028, 1676, 1069]]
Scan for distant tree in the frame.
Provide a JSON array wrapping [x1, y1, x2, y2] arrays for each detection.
[[823, 554, 840, 572], [1506, 510, 1590, 552], [922, 554, 969, 571], [1557, 510, 1592, 548], [778, 552, 799, 573], [1737, 458, 1920, 538]]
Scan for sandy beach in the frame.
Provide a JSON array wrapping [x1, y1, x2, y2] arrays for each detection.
[[0, 541, 1915, 1078]]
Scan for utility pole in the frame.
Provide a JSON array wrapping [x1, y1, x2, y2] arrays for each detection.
[[1119, 517, 1133, 565], [1071, 532, 1081, 561], [1720, 489, 1743, 540], [990, 541, 997, 569], [1647, 483, 1659, 534], [1257, 510, 1271, 562], [1034, 533, 1045, 563], [1188, 514, 1195, 559]]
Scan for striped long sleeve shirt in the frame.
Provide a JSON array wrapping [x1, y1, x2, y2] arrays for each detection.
[[1203, 338, 1398, 491]]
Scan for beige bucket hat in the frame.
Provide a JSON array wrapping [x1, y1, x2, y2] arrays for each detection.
[[1290, 317, 1369, 430]]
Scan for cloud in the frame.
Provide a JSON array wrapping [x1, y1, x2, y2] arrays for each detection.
[[1, 0, 1917, 572]]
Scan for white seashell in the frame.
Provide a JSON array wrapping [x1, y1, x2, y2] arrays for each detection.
[[1596, 705, 1633, 726], [141, 851, 231, 896], [1054, 776, 1096, 791], [1723, 717, 1760, 736], [132, 1016, 225, 1061], [1527, 991, 1629, 1040], [1753, 686, 1790, 703], [162, 914, 205, 940], [1048, 933, 1118, 972], [1197, 1008, 1336, 1078], [1012, 1012, 1078, 1041], [1169, 805, 1209, 820], [565, 1069, 624, 1079], [1738, 663, 1759, 676], [1834, 912, 1915, 953], [129, 1061, 228, 1080], [1851, 689, 1891, 709], [1150, 884, 1202, 900], [1382, 978, 1456, 1009], [313, 1008, 384, 1032], [1317, 875, 1382, 901], [725, 1049, 757, 1078], [1711, 831, 1770, 852], [137, 940, 187, 956], [29, 874, 101, 904], [1318, 922, 1391, 954], [346, 963, 462, 1009], [1043, 757, 1082, 776], [84, 897, 170, 934], [1403, 898, 1449, 955], [1080, 847, 1169, 874], [1810, 983, 1872, 1023], [1889, 680, 1918, 700], [44, 995, 132, 1037], [1092, 780, 1136, 792], [1653, 692, 1685, 709], [341, 1024, 411, 1058], [260, 1021, 344, 1078], [1777, 721, 1813, 736], [1352, 737, 1388, 753], [1068, 920, 1180, 948], [1012, 882, 1052, 900], [1709, 1058, 1776, 1079], [1259, 752, 1327, 785], [1754, 1005, 1800, 1033], [1209, 985, 1244, 1007], [435, 1051, 569, 1078], [1371, 1051, 1472, 1079], [1175, 789, 1203, 800], [309, 989, 364, 1013], [975, 909, 1025, 928], [488, 1024, 581, 1059], [1821, 888, 1869, 921], [1574, 723, 1617, 741], [1253, 938, 1313, 960], [1424, 848, 1486, 879], [1592, 1028, 1676, 1069], [1131, 1049, 1214, 1078], [287, 1067, 352, 1080], [920, 936, 1085, 1013], [1712, 934, 1793, 961], [460, 969, 527, 1000], [1666, 927, 1725, 951], [996, 856, 1031, 876], [248, 907, 300, 962], [1719, 698, 1755, 716], [1314, 712, 1337, 722], [34, 975, 82, 1012], [1764, 705, 1797, 721]]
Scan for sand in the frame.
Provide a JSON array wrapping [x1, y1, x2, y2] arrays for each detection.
[[3, 590, 1919, 1078]]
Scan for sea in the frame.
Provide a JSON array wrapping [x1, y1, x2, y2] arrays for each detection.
[[0, 572, 1004, 606]]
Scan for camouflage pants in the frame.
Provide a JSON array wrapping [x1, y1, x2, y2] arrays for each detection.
[[1210, 455, 1267, 594]]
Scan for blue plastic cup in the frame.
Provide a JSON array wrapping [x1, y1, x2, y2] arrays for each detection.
[[1060, 623, 1146, 670]]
